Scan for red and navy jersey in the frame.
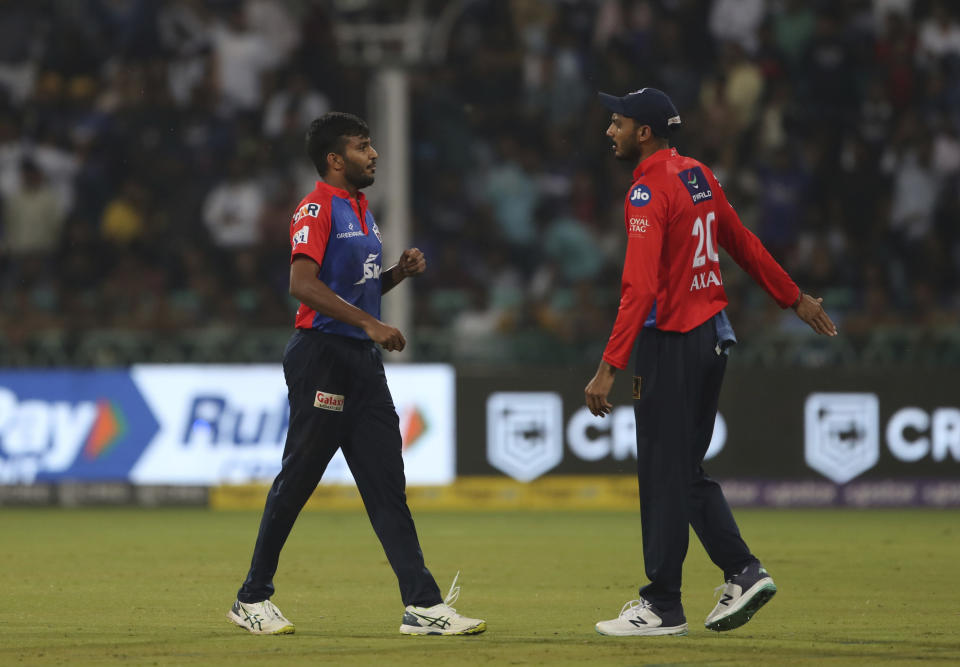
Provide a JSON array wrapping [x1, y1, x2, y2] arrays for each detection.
[[603, 148, 799, 370], [289, 181, 383, 340]]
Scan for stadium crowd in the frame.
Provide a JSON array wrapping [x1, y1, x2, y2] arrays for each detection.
[[1, 0, 959, 365]]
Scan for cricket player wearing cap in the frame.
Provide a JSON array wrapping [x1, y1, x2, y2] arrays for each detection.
[[585, 88, 837, 636]]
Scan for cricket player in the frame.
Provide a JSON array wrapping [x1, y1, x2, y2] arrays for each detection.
[[585, 88, 837, 636], [227, 112, 485, 636]]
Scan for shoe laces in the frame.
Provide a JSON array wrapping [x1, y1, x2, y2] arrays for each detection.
[[262, 600, 284, 620], [443, 570, 461, 610], [619, 598, 652, 619]]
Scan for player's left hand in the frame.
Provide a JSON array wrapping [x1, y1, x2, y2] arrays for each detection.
[[585, 362, 617, 417], [793, 292, 838, 336], [397, 248, 426, 278]]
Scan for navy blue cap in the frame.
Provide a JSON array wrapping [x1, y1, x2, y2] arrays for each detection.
[[598, 87, 681, 137]]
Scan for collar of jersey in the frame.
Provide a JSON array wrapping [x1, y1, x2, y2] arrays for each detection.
[[633, 147, 678, 180], [315, 180, 367, 204]]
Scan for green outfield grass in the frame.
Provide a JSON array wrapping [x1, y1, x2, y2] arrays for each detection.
[[4, 507, 960, 665]]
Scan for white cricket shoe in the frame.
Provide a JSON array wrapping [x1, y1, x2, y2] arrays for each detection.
[[704, 561, 777, 631], [595, 597, 688, 637], [400, 572, 486, 635], [227, 599, 295, 635]]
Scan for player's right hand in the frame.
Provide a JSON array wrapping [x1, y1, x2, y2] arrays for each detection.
[[365, 320, 406, 352]]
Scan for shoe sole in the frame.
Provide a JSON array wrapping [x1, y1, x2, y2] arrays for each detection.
[[595, 623, 688, 637], [226, 612, 295, 635], [399, 620, 486, 636], [705, 580, 777, 632]]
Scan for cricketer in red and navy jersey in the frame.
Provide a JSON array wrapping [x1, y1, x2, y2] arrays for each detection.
[[601, 147, 800, 369], [289, 181, 384, 339]]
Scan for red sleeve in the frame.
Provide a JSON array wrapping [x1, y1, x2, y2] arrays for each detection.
[[713, 181, 800, 308], [289, 199, 331, 267], [602, 190, 664, 370]]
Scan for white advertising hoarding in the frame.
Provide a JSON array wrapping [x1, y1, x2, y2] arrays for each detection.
[[0, 365, 455, 485]]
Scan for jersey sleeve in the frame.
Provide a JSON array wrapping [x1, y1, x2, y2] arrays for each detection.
[[289, 199, 331, 267], [712, 177, 799, 308], [602, 186, 665, 370]]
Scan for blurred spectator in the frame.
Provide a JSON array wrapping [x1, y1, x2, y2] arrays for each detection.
[[210, 5, 280, 113], [753, 147, 810, 261], [157, 0, 213, 107], [100, 179, 148, 246], [263, 71, 330, 140], [916, 2, 960, 66], [709, 0, 765, 53], [484, 137, 539, 253], [1, 159, 65, 259], [202, 157, 265, 248]]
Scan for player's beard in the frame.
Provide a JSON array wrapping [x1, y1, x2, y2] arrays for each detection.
[[344, 161, 375, 189], [615, 138, 640, 162]]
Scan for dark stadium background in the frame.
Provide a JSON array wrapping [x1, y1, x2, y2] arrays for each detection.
[[1, 0, 959, 504]]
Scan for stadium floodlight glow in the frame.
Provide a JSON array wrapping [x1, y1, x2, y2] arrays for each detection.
[[804, 393, 880, 484]]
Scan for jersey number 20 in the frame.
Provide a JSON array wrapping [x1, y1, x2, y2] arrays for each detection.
[[691, 211, 719, 268]]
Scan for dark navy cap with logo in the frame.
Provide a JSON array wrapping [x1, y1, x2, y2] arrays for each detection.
[[599, 87, 681, 138]]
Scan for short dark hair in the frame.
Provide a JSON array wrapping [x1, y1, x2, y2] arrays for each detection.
[[306, 112, 370, 176]]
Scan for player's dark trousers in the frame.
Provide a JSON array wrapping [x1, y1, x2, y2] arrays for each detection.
[[237, 329, 442, 607], [633, 318, 755, 611]]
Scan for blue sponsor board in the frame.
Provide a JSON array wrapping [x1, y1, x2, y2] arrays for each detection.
[[0, 371, 158, 483]]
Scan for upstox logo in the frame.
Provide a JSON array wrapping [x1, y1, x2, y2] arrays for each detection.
[[0, 372, 157, 483]]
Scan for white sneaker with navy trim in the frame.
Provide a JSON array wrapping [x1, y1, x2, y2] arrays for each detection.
[[226, 599, 295, 635], [399, 572, 486, 635], [595, 597, 688, 637], [704, 561, 777, 631]]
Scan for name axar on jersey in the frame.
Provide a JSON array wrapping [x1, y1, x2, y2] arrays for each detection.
[[603, 148, 798, 370], [288, 180, 384, 337]]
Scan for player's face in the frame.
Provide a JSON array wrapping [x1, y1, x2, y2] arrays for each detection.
[[606, 113, 641, 161], [341, 135, 378, 189]]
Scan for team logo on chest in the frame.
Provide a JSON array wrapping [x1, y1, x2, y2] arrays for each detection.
[[371, 221, 382, 243], [355, 252, 381, 285]]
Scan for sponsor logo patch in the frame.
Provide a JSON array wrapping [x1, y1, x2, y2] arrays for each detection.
[[678, 166, 713, 204], [314, 391, 345, 412], [628, 217, 650, 235], [354, 252, 381, 286], [371, 221, 382, 243], [336, 230, 365, 239], [292, 226, 309, 248], [632, 376, 642, 399], [628, 183, 652, 207], [293, 202, 321, 223]]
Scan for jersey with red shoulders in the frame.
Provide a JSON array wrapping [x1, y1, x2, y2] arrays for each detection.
[[603, 148, 799, 369], [289, 181, 384, 339]]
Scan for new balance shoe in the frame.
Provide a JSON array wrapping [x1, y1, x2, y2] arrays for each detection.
[[226, 599, 295, 635], [595, 597, 688, 637], [705, 561, 777, 631], [400, 571, 486, 636]]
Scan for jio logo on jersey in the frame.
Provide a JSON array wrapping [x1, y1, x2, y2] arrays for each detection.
[[628, 183, 652, 207]]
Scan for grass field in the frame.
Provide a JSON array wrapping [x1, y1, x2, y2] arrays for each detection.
[[4, 507, 960, 665]]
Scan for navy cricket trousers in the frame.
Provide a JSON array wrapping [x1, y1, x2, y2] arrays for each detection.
[[633, 317, 755, 611], [237, 329, 442, 607]]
